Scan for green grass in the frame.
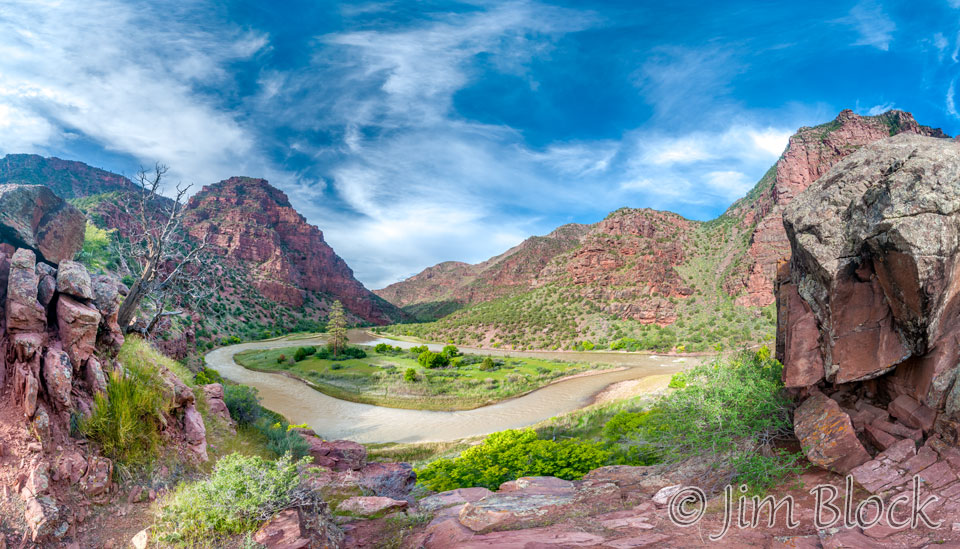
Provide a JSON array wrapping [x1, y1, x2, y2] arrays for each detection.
[[234, 344, 610, 411]]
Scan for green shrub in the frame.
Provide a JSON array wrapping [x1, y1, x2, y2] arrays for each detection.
[[277, 354, 286, 364], [479, 357, 495, 371], [441, 345, 460, 358], [80, 360, 168, 466], [404, 368, 418, 382], [417, 351, 449, 369], [294, 348, 308, 362], [667, 371, 687, 389], [224, 385, 263, 426], [194, 366, 223, 386], [416, 429, 610, 491], [155, 453, 314, 544], [409, 345, 429, 355]]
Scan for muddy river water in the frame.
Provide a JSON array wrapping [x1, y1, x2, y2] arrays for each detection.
[[205, 330, 701, 443]]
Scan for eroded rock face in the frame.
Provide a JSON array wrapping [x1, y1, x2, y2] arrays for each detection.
[[0, 184, 85, 265], [782, 134, 960, 391], [6, 249, 45, 334], [56, 260, 93, 300], [56, 295, 101, 368], [777, 133, 960, 484]]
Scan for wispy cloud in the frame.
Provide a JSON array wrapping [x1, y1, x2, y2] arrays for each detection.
[[839, 1, 896, 51], [0, 1, 275, 185]]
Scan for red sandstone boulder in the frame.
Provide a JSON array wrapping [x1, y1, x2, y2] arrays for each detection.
[[253, 507, 343, 549], [183, 404, 208, 462], [90, 274, 125, 350], [42, 347, 73, 411], [303, 436, 366, 471], [55, 260, 93, 300], [336, 496, 407, 518], [782, 134, 960, 392], [794, 392, 871, 473], [0, 184, 85, 265], [201, 383, 235, 429], [419, 487, 493, 512], [56, 295, 101, 367], [889, 394, 937, 432], [23, 495, 60, 542], [6, 249, 45, 333]]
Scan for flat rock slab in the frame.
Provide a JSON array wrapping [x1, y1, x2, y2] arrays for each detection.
[[458, 492, 577, 533], [336, 496, 407, 518], [419, 487, 494, 512], [794, 392, 871, 473]]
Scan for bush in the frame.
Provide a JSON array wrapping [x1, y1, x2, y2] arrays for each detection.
[[224, 385, 263, 426], [417, 351, 449, 369], [294, 348, 308, 362], [601, 349, 800, 492], [416, 429, 610, 491], [80, 363, 167, 466], [404, 368, 418, 382], [441, 345, 460, 358], [409, 345, 429, 355], [194, 366, 223, 386], [155, 453, 315, 544], [276, 354, 286, 364], [479, 357, 495, 371]]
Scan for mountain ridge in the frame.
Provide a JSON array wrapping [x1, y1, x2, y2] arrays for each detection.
[[376, 109, 951, 351]]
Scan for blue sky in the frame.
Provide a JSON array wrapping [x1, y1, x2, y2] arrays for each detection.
[[0, 1, 958, 288]]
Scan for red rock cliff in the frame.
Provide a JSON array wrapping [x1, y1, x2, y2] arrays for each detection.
[[184, 177, 403, 325]]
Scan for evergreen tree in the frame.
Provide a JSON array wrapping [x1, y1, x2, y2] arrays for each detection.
[[327, 300, 348, 356]]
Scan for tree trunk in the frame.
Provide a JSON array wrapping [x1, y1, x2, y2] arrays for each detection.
[[117, 279, 145, 333]]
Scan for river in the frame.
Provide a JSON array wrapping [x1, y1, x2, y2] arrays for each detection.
[[205, 330, 700, 443]]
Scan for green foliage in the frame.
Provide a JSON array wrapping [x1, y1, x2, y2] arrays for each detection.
[[75, 222, 118, 273], [417, 350, 450, 369], [409, 345, 429, 355], [416, 429, 610, 491], [730, 449, 805, 494], [600, 349, 801, 492], [225, 385, 264, 426], [155, 453, 313, 545], [479, 357, 495, 371], [276, 354, 286, 364], [667, 371, 687, 389], [194, 366, 223, 386], [327, 300, 348, 356], [77, 337, 195, 467], [404, 368, 418, 382], [81, 366, 167, 466], [223, 385, 309, 459], [441, 345, 461, 358]]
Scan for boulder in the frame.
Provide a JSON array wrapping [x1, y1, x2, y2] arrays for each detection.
[[335, 496, 407, 518], [781, 134, 960, 396], [56, 295, 101, 367], [56, 260, 93, 300], [6, 249, 45, 333], [0, 184, 85, 265], [200, 383, 234, 427], [419, 487, 494, 512], [888, 394, 937, 432], [253, 507, 343, 549], [23, 495, 59, 541], [304, 437, 366, 471], [84, 356, 108, 395], [42, 347, 73, 411], [37, 274, 56, 308], [183, 404, 208, 462], [794, 392, 871, 473], [354, 462, 415, 500], [91, 274, 125, 349], [53, 451, 88, 485], [457, 487, 578, 533]]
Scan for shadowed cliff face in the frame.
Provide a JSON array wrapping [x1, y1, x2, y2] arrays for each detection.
[[777, 134, 960, 494], [184, 177, 405, 325]]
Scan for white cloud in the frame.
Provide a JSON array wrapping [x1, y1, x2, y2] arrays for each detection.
[[948, 80, 958, 117], [840, 1, 896, 51], [0, 0, 276, 187]]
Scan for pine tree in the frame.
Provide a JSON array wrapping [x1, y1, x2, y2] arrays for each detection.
[[327, 300, 348, 356]]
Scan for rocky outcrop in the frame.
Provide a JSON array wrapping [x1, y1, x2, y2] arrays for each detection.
[[184, 177, 405, 325], [776, 133, 960, 491], [725, 109, 948, 307], [0, 184, 85, 265]]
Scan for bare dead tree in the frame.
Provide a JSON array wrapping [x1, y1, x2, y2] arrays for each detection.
[[114, 163, 210, 333]]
